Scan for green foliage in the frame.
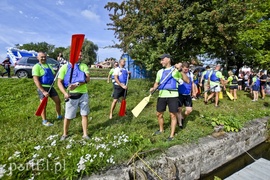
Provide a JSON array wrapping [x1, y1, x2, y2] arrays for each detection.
[[210, 114, 242, 132], [105, 1, 270, 72], [0, 78, 270, 179]]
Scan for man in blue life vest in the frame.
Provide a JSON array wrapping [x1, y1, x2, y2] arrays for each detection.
[[199, 65, 211, 104], [32, 52, 62, 126], [177, 62, 194, 128], [150, 54, 189, 141], [206, 64, 225, 107], [109, 59, 129, 119], [57, 52, 90, 140]]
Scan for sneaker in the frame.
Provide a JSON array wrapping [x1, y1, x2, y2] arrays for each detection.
[[152, 130, 163, 136], [82, 135, 90, 140], [192, 98, 196, 101], [42, 120, 53, 126], [167, 137, 174, 141], [57, 115, 63, 120], [60, 135, 68, 141], [251, 99, 256, 102]]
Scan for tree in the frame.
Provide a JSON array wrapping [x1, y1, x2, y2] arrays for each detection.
[[15, 42, 55, 55], [105, 0, 268, 72]]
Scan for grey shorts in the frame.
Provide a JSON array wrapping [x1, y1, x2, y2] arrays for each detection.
[[210, 85, 221, 92], [37, 87, 59, 100], [65, 93, 90, 119]]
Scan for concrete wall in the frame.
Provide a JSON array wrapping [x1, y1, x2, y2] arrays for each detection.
[[84, 117, 269, 180]]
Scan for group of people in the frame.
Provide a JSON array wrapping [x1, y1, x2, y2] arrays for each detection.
[[32, 51, 268, 142], [33, 51, 90, 140]]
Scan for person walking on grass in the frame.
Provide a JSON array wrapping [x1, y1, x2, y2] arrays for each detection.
[[57, 52, 90, 140], [259, 70, 267, 100], [107, 62, 119, 97], [150, 54, 189, 141], [109, 59, 129, 119], [226, 71, 238, 101], [206, 64, 225, 107], [199, 65, 211, 104], [251, 72, 260, 102], [177, 62, 193, 129], [32, 52, 62, 126], [1, 57, 11, 78]]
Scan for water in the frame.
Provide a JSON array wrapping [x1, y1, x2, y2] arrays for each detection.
[[200, 141, 270, 180]]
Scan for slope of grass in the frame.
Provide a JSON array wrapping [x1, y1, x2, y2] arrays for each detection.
[[0, 77, 269, 179]]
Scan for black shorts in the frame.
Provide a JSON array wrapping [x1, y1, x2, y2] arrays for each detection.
[[113, 85, 126, 99], [237, 80, 242, 85], [156, 97, 179, 113], [178, 94, 192, 107], [37, 87, 59, 100], [229, 85, 238, 90]]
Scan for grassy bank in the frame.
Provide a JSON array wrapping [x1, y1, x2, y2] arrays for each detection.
[[0, 77, 269, 179]]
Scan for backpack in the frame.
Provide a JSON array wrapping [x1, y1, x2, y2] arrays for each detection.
[[232, 75, 237, 84]]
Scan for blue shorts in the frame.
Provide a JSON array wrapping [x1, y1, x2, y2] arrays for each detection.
[[252, 85, 259, 91], [65, 93, 90, 119]]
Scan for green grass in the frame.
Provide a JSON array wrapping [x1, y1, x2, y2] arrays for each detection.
[[0, 77, 270, 179]]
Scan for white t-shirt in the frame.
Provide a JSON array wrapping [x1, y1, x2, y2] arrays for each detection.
[[178, 71, 194, 85], [113, 67, 127, 86]]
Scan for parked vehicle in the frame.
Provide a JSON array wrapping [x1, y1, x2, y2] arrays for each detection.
[[14, 57, 60, 78]]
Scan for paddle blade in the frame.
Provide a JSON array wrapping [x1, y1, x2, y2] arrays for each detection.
[[119, 99, 126, 117], [35, 97, 48, 116], [131, 95, 151, 117], [226, 91, 234, 100], [70, 34, 85, 67]]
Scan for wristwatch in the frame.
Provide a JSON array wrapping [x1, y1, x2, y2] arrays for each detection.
[[75, 82, 80, 87]]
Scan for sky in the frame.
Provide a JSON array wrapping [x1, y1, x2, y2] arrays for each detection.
[[0, 0, 123, 63]]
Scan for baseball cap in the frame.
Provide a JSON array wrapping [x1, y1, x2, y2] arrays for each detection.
[[159, 54, 171, 59]]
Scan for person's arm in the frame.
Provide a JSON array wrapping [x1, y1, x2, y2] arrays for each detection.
[[150, 82, 159, 93], [181, 71, 190, 84]]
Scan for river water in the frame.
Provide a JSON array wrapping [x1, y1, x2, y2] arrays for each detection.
[[200, 142, 270, 180]]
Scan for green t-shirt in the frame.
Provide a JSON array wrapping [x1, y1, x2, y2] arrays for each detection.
[[109, 68, 114, 75], [155, 67, 182, 98], [32, 63, 55, 87], [58, 63, 89, 93], [209, 70, 223, 86]]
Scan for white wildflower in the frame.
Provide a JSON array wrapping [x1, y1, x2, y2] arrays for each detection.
[[85, 154, 91, 160], [0, 164, 6, 179], [48, 153, 52, 158], [51, 140, 56, 146], [76, 156, 87, 173], [67, 152, 72, 156], [99, 152, 104, 158], [66, 144, 72, 149], [46, 134, 58, 141], [32, 154, 39, 159], [34, 145, 43, 150]]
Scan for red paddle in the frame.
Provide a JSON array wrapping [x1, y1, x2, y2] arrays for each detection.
[[35, 97, 48, 116], [35, 34, 85, 115], [64, 34, 85, 102], [119, 74, 129, 117]]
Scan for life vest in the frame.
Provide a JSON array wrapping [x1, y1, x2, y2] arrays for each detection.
[[118, 68, 128, 85], [232, 75, 238, 84], [158, 68, 177, 90], [63, 63, 86, 88], [255, 77, 260, 87], [178, 72, 192, 95], [38, 64, 54, 85], [204, 70, 211, 80], [210, 71, 220, 82]]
